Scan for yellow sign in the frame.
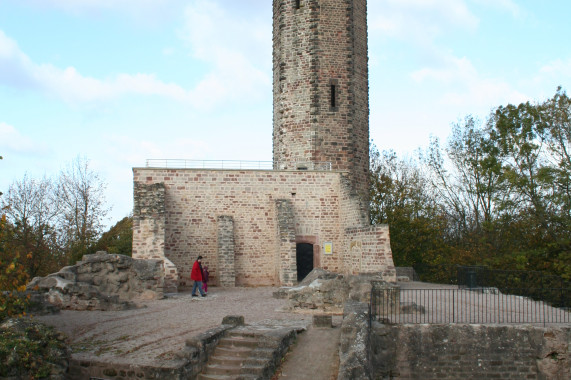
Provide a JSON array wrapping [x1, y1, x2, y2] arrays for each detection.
[[324, 242, 333, 255]]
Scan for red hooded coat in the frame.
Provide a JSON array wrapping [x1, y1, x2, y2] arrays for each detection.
[[191, 261, 203, 281]]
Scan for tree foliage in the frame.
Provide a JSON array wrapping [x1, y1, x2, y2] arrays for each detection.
[[371, 88, 571, 280], [0, 156, 112, 279], [91, 216, 133, 256]]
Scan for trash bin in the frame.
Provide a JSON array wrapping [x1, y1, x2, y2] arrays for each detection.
[[467, 270, 477, 289]]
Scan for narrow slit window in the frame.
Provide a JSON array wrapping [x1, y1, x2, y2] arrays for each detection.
[[295, 0, 301, 9], [330, 84, 336, 108]]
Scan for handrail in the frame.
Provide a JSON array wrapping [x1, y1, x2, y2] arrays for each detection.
[[145, 159, 333, 171]]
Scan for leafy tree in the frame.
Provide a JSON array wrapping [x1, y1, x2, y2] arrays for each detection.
[[91, 216, 133, 256], [0, 213, 30, 321], [1, 175, 62, 277], [370, 143, 447, 267], [371, 88, 571, 282]]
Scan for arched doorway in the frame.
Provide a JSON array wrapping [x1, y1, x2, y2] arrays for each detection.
[[296, 243, 314, 282]]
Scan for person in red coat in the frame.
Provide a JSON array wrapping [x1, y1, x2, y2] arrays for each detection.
[[191, 256, 206, 297]]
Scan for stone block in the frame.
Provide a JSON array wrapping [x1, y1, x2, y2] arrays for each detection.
[[313, 314, 332, 328], [222, 315, 245, 326]]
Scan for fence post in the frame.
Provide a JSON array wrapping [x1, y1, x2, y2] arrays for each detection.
[[452, 290, 455, 323]]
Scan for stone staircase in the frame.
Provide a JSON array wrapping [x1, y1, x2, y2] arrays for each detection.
[[198, 326, 298, 380], [198, 333, 258, 379]]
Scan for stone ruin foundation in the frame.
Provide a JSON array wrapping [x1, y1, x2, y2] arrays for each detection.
[[27, 251, 164, 311]]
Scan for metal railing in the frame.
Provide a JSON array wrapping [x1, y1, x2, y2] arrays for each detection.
[[370, 287, 571, 326], [145, 159, 333, 171]]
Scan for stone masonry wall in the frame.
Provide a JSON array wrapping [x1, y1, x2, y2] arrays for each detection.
[[132, 182, 178, 292], [133, 182, 166, 259], [27, 252, 164, 311], [345, 226, 396, 282], [272, 0, 370, 206], [275, 199, 298, 286], [371, 324, 571, 379], [134, 168, 347, 288], [217, 216, 236, 287], [133, 168, 395, 288]]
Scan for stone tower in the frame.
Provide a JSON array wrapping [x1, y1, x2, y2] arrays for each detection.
[[272, 0, 370, 208], [132, 0, 396, 290]]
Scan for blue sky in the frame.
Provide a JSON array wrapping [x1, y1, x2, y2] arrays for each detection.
[[1, 0, 570, 227]]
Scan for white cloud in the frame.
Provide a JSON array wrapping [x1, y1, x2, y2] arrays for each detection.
[[103, 135, 211, 166], [179, 0, 271, 108], [472, 0, 522, 18], [369, 0, 479, 44], [0, 24, 269, 109], [539, 58, 571, 79], [20, 0, 186, 23], [410, 53, 528, 108], [0, 122, 49, 154]]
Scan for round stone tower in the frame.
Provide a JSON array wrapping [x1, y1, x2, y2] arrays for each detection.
[[272, 0, 370, 206]]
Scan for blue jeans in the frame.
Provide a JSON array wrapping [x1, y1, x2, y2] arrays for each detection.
[[192, 281, 205, 296]]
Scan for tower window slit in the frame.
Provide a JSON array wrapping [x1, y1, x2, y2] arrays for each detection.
[[330, 84, 336, 108], [295, 0, 301, 9]]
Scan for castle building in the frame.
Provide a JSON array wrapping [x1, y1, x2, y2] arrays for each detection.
[[132, 0, 395, 291]]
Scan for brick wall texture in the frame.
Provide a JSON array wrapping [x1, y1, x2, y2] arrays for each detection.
[[371, 324, 571, 379], [133, 168, 395, 288]]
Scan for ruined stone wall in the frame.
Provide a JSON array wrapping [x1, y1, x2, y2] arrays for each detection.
[[345, 226, 395, 281], [132, 182, 178, 292], [272, 0, 370, 206], [338, 172, 395, 281], [371, 324, 571, 379], [133, 182, 166, 259], [133, 168, 351, 288], [27, 252, 164, 311], [275, 199, 298, 286]]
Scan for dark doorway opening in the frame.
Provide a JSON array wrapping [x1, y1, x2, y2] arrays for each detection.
[[296, 243, 314, 282]]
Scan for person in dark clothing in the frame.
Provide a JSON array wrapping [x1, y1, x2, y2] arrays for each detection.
[[202, 265, 209, 294], [191, 256, 206, 297]]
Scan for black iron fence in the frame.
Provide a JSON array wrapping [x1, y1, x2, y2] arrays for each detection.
[[370, 287, 571, 326], [409, 265, 571, 308]]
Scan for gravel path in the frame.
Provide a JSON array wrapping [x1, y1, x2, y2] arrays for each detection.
[[35, 287, 311, 367]]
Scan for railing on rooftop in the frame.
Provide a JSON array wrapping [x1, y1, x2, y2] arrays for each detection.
[[145, 159, 333, 171], [370, 287, 571, 326]]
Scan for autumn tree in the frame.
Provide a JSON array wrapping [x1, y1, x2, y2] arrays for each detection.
[[370, 143, 448, 268], [91, 216, 132, 256], [1, 175, 62, 277]]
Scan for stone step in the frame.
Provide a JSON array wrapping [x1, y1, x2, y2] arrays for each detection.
[[242, 357, 267, 367], [247, 347, 274, 359], [227, 330, 259, 339], [197, 374, 236, 380], [214, 345, 253, 358], [202, 363, 243, 376], [209, 354, 245, 366], [240, 364, 266, 376], [218, 336, 258, 349], [197, 374, 258, 380]]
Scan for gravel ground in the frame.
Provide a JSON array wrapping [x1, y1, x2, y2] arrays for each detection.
[[35, 287, 311, 367]]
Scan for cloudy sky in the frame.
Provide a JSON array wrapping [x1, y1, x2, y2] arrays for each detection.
[[1, 0, 570, 227]]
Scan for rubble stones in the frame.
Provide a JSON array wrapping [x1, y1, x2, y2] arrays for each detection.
[[27, 252, 164, 311], [276, 268, 390, 313]]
